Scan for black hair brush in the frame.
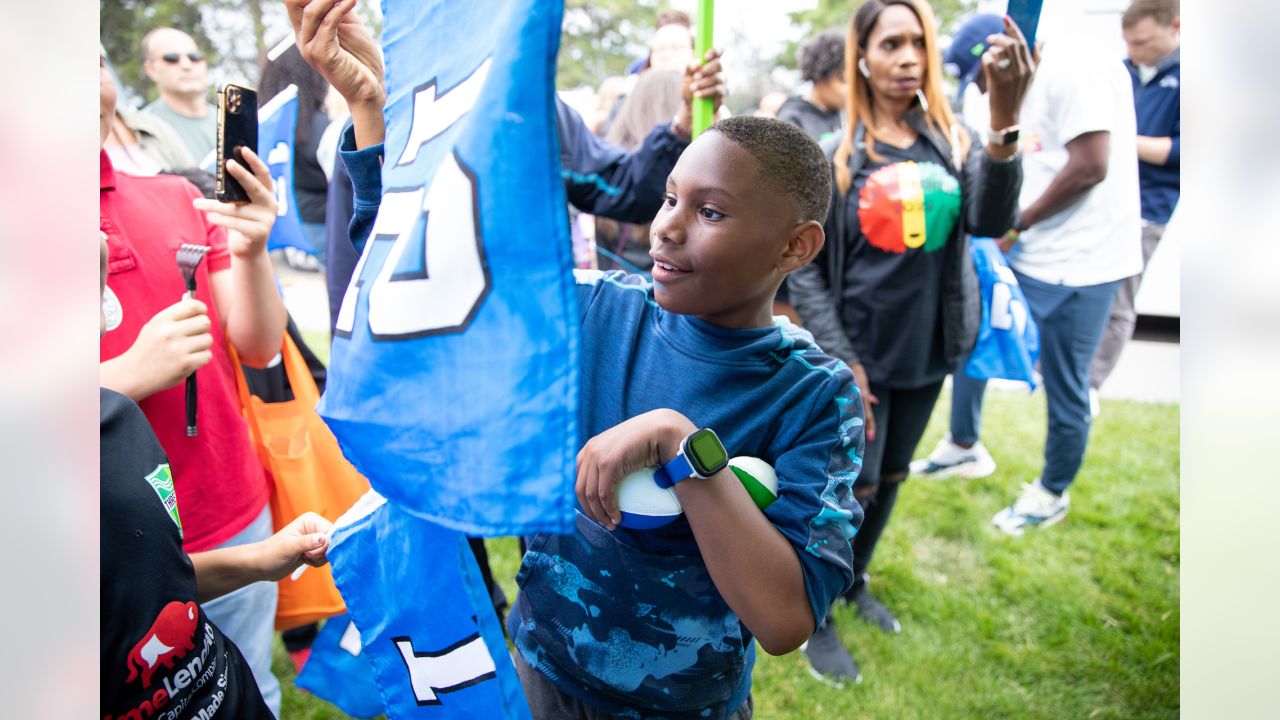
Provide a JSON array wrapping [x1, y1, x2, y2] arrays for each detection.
[[176, 244, 211, 437]]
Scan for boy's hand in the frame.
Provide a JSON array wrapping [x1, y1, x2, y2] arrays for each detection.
[[576, 409, 696, 530], [101, 297, 213, 401], [192, 147, 277, 258], [674, 48, 727, 141], [254, 512, 334, 582]]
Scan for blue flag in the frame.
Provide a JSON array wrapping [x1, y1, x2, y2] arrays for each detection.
[[317, 0, 577, 536], [296, 613, 384, 719], [257, 85, 313, 253], [964, 238, 1041, 388], [327, 492, 531, 719]]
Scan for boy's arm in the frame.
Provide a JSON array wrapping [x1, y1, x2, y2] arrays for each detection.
[[577, 407, 855, 656], [190, 512, 332, 604]]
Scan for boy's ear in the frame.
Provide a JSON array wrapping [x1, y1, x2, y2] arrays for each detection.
[[777, 220, 825, 274]]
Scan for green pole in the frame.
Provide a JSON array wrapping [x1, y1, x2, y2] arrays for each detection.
[[692, 0, 714, 138]]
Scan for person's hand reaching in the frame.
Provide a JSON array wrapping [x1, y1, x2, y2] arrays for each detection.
[[674, 48, 728, 140], [287, 0, 387, 147], [254, 512, 334, 582], [192, 147, 277, 258]]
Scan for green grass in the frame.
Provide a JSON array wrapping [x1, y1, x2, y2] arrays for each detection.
[[277, 376, 1179, 719]]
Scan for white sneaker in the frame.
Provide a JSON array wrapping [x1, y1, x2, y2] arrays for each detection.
[[909, 435, 997, 479], [992, 480, 1069, 536]]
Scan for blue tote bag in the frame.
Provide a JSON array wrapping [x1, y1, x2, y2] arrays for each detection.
[[963, 238, 1040, 387]]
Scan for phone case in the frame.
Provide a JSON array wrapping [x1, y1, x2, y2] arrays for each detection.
[[215, 83, 259, 204]]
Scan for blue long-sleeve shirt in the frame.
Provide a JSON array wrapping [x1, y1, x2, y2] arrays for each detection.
[[338, 139, 864, 720], [1126, 50, 1180, 224]]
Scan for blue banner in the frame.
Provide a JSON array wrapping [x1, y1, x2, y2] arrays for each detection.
[[317, 0, 577, 536], [964, 238, 1041, 387], [295, 613, 385, 719], [257, 85, 313, 253], [328, 493, 530, 719]]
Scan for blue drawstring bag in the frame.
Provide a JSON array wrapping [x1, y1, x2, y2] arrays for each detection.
[[963, 238, 1040, 388]]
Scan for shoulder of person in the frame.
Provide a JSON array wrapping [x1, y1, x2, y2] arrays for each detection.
[[773, 320, 855, 386]]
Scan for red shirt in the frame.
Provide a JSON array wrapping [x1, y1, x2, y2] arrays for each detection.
[[100, 151, 269, 552]]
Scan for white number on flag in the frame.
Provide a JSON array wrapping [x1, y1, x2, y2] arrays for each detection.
[[989, 265, 1028, 334], [332, 156, 490, 339]]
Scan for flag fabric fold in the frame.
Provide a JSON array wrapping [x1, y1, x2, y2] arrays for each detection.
[[295, 613, 384, 719], [327, 495, 531, 719], [257, 84, 312, 253], [317, 0, 577, 538]]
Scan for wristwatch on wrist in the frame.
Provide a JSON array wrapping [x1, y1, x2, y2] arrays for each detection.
[[654, 428, 729, 488], [989, 124, 1021, 146]]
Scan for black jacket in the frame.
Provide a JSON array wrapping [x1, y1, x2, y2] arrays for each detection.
[[789, 112, 1022, 370]]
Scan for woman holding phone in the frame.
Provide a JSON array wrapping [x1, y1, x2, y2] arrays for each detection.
[[789, 0, 1033, 682]]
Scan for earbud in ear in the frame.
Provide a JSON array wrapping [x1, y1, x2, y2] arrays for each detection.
[[858, 58, 871, 79]]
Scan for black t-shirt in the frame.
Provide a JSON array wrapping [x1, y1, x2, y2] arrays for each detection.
[[101, 388, 271, 720], [776, 96, 843, 145], [839, 137, 962, 388], [294, 109, 332, 224]]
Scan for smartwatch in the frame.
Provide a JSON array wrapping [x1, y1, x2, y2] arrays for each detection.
[[654, 428, 729, 488], [989, 124, 1021, 147]]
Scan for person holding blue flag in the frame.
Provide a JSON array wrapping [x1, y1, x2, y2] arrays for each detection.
[[291, 1, 865, 717]]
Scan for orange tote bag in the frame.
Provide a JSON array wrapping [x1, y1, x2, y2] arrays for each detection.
[[229, 334, 370, 630]]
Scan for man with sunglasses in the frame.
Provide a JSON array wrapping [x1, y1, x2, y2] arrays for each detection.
[[142, 27, 216, 164]]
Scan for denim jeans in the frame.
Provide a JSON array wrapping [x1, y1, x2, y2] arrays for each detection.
[[950, 271, 1122, 495], [201, 505, 282, 717]]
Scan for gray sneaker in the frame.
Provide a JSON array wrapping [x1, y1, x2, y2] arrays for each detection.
[[801, 619, 862, 686], [847, 579, 902, 634]]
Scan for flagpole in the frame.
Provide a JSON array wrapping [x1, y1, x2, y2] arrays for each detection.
[[692, 0, 714, 138]]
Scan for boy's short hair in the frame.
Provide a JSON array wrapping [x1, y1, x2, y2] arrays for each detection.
[[1122, 0, 1178, 28], [709, 116, 832, 224], [800, 29, 846, 84]]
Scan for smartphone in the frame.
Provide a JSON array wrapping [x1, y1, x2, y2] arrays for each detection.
[[1006, 0, 1043, 53], [215, 83, 258, 204]]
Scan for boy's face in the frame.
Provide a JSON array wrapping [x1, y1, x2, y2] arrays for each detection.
[[649, 132, 798, 329]]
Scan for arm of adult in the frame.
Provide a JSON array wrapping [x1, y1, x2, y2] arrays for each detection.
[[191, 512, 333, 603], [956, 17, 1030, 240], [561, 50, 726, 224], [99, 297, 214, 401], [979, 16, 1034, 163], [1137, 134, 1176, 166], [288, 0, 387, 149], [559, 99, 686, 224], [575, 409, 856, 655], [194, 148, 288, 367], [1016, 130, 1111, 233]]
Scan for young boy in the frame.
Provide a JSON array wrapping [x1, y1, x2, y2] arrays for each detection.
[[290, 3, 864, 717]]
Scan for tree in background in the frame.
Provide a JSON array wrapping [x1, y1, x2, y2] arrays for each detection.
[[101, 0, 220, 103], [101, 0, 380, 106], [778, 0, 976, 74], [557, 0, 670, 91]]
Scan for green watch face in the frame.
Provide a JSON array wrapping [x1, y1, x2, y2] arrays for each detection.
[[687, 428, 728, 476]]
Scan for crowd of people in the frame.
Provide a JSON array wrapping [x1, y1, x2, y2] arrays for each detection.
[[100, 0, 1179, 717]]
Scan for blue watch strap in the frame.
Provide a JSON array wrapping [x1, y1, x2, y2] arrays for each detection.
[[655, 451, 694, 489]]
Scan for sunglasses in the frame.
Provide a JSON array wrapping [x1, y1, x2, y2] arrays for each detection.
[[159, 52, 205, 64]]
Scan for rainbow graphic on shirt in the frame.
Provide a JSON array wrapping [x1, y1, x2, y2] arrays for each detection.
[[858, 161, 961, 254]]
